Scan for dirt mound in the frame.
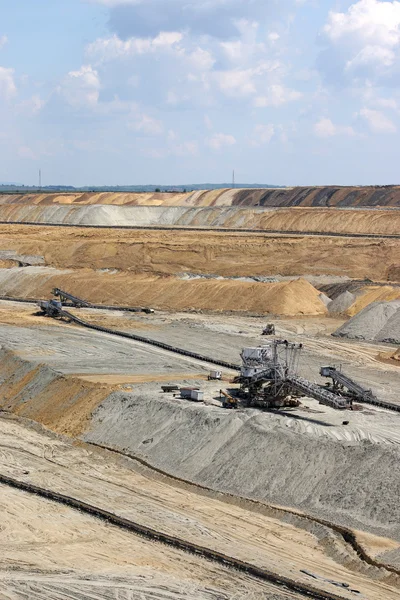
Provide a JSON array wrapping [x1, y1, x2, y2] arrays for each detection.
[[1, 224, 398, 282], [0, 204, 398, 235], [2, 185, 400, 207], [333, 300, 400, 343], [346, 286, 400, 316], [0, 267, 327, 316], [328, 291, 356, 315], [0, 346, 115, 436]]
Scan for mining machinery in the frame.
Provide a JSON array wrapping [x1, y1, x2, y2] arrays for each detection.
[[52, 288, 92, 308], [219, 389, 238, 409], [37, 299, 63, 318], [236, 340, 351, 410], [320, 366, 379, 407], [262, 324, 276, 336]]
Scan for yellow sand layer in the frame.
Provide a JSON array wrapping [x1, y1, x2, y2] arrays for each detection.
[[0, 224, 399, 281], [0, 269, 328, 316], [347, 286, 400, 317]]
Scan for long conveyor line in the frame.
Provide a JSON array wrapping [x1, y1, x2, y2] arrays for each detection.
[[1, 294, 398, 412], [56, 306, 240, 371], [0, 294, 150, 313], [55, 307, 400, 413], [0, 219, 399, 239], [0, 472, 355, 600]]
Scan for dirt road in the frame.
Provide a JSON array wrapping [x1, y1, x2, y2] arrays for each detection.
[[0, 416, 399, 600]]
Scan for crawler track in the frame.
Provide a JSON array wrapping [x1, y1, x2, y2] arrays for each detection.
[[0, 219, 399, 239], [0, 472, 351, 600]]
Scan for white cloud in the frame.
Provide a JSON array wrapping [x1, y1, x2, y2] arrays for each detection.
[[320, 0, 400, 83], [188, 47, 215, 71], [250, 124, 275, 146], [314, 117, 355, 137], [206, 133, 236, 150], [323, 0, 400, 46], [0, 35, 8, 50], [130, 113, 164, 135], [59, 65, 100, 109], [358, 107, 397, 132], [267, 32, 280, 43], [87, 32, 183, 63], [0, 66, 16, 100], [216, 62, 281, 98], [254, 84, 302, 107]]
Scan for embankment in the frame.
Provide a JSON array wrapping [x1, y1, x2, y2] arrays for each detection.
[[1, 344, 400, 542], [0, 268, 328, 315], [0, 346, 114, 436], [85, 390, 400, 539], [0, 224, 398, 281], [1, 185, 400, 207], [0, 205, 398, 236]]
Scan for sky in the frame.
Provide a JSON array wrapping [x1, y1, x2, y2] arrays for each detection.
[[1, 0, 400, 186]]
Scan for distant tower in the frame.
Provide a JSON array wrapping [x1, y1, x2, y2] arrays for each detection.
[[39, 169, 42, 189], [232, 170, 235, 189]]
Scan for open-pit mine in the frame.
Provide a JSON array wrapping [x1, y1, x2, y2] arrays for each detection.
[[0, 186, 399, 600]]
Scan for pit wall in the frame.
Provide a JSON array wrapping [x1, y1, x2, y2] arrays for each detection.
[[0, 204, 398, 236], [0, 347, 115, 437], [1, 185, 400, 207], [1, 225, 399, 282]]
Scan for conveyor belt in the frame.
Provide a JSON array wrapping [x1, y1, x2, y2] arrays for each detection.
[[286, 375, 349, 410], [56, 306, 240, 371], [0, 294, 151, 313]]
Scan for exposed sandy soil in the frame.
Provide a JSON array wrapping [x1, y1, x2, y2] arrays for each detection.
[[0, 268, 329, 316], [346, 286, 400, 316], [0, 224, 399, 282], [2, 185, 400, 207], [1, 415, 399, 600], [0, 480, 280, 600], [0, 203, 399, 235]]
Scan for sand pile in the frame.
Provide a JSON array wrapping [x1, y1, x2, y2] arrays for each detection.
[[2, 185, 400, 207], [0, 267, 327, 316], [1, 224, 398, 282], [346, 286, 400, 316], [85, 390, 400, 538], [0, 346, 115, 436], [333, 300, 400, 343], [0, 203, 398, 235], [328, 291, 357, 314]]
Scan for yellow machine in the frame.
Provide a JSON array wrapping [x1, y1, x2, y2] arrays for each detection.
[[220, 390, 238, 409]]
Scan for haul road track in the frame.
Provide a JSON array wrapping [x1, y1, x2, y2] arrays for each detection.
[[0, 473, 373, 600]]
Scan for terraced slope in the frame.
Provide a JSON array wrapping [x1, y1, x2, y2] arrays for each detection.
[[1, 185, 400, 207], [0, 204, 398, 236], [0, 224, 398, 282]]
